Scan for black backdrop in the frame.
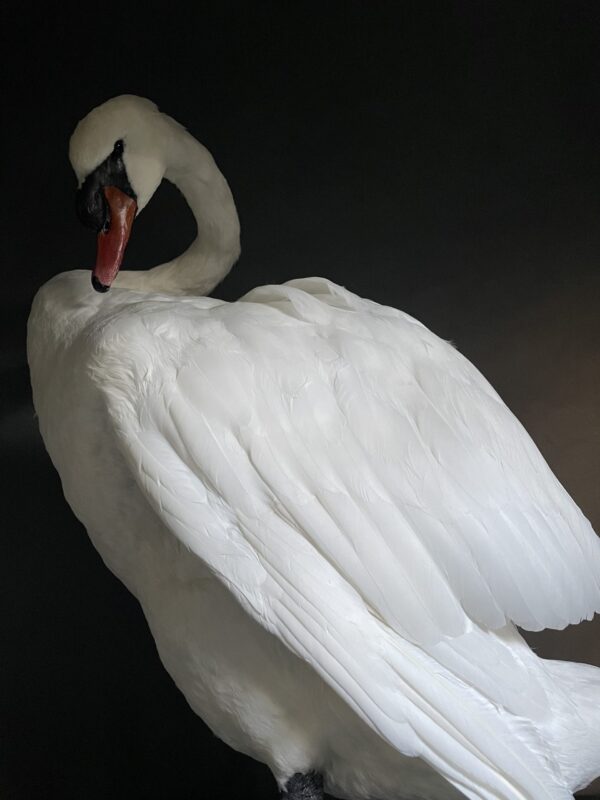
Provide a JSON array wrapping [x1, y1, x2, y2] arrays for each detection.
[[2, 2, 600, 798]]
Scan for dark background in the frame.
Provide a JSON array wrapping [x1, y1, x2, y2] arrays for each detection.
[[2, 1, 600, 797]]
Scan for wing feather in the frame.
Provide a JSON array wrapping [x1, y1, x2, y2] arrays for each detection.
[[94, 279, 600, 799]]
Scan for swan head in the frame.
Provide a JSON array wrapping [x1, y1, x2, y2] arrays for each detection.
[[69, 95, 169, 291]]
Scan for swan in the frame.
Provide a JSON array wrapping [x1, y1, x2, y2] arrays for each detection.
[[27, 95, 600, 800]]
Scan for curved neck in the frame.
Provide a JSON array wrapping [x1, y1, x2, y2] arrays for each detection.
[[115, 121, 241, 295]]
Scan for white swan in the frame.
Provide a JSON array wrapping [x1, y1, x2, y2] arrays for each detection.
[[27, 95, 600, 800]]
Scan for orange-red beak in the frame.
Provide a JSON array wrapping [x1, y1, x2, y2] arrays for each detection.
[[92, 186, 137, 292]]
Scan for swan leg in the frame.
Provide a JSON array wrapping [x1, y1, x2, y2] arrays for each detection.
[[281, 771, 324, 799]]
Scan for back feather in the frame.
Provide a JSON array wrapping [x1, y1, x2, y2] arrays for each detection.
[[92, 278, 600, 799]]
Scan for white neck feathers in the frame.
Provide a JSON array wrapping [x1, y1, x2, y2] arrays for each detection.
[[116, 118, 241, 295]]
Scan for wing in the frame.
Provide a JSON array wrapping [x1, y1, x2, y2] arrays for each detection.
[[93, 278, 599, 799]]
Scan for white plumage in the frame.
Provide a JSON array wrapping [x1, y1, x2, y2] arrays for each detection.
[[28, 96, 600, 800]]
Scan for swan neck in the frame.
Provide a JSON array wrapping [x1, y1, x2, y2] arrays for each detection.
[[117, 121, 240, 295]]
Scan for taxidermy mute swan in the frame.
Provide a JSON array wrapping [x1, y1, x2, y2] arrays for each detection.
[[28, 95, 600, 800]]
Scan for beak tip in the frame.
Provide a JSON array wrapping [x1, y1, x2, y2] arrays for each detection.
[[92, 274, 110, 293]]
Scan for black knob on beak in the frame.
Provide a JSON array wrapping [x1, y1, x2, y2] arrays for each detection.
[[76, 176, 109, 232], [75, 139, 135, 232]]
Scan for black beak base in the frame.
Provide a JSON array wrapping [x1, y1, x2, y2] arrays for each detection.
[[75, 139, 136, 232]]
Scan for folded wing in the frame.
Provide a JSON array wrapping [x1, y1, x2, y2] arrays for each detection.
[[95, 278, 600, 799]]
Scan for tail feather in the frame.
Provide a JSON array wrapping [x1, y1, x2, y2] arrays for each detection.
[[542, 658, 600, 793]]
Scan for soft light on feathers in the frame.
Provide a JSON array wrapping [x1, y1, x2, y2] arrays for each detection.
[[29, 96, 600, 800]]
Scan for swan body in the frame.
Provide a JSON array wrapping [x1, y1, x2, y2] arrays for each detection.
[[28, 96, 600, 799]]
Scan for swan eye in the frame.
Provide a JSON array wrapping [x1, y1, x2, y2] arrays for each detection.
[[113, 139, 124, 155]]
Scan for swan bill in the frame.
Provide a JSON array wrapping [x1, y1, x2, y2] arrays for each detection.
[[92, 186, 137, 292]]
